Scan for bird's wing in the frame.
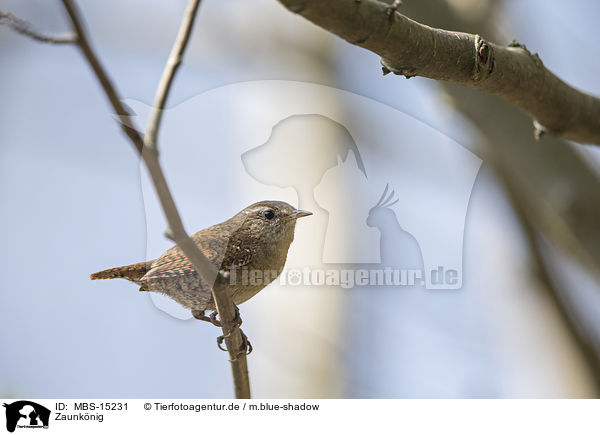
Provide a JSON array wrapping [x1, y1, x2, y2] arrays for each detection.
[[142, 226, 231, 281]]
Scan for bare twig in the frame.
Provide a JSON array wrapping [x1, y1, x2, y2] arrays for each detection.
[[277, 0, 600, 145], [60, 0, 144, 154], [58, 0, 251, 398], [2, 1, 251, 399], [0, 11, 76, 44], [144, 0, 200, 151], [141, 0, 250, 398]]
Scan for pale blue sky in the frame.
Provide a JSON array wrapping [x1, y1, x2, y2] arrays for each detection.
[[1, 1, 598, 398]]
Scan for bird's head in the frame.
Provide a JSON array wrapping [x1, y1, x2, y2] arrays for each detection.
[[235, 200, 312, 242]]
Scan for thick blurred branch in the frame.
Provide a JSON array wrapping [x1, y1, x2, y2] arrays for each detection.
[[277, 0, 600, 145], [278, 0, 600, 279], [275, 0, 600, 392], [494, 155, 600, 394], [401, 0, 600, 393], [0, 1, 251, 398]]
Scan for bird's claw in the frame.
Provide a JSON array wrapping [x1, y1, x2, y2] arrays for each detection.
[[192, 305, 242, 328], [196, 305, 251, 357], [239, 330, 253, 356], [217, 334, 228, 352], [232, 304, 242, 327], [386, 0, 403, 16], [209, 311, 222, 327], [216, 325, 252, 357], [192, 309, 222, 327]]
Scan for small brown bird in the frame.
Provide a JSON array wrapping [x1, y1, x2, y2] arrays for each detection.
[[91, 201, 311, 319]]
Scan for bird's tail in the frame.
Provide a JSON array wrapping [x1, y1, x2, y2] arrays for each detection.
[[90, 261, 152, 282]]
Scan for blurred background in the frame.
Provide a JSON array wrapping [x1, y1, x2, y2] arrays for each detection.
[[1, 0, 599, 398]]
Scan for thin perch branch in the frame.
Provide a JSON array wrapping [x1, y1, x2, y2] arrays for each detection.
[[2, 2, 251, 398], [140, 0, 250, 398], [0, 11, 76, 44], [277, 0, 600, 145], [57, 0, 250, 398]]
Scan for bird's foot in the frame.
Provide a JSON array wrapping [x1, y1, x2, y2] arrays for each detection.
[[197, 305, 250, 357], [192, 309, 222, 327], [232, 304, 242, 327], [209, 311, 222, 327], [239, 330, 253, 356], [215, 306, 251, 357], [386, 0, 403, 15], [217, 328, 252, 358]]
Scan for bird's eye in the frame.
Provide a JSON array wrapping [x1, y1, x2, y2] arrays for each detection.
[[263, 209, 275, 220]]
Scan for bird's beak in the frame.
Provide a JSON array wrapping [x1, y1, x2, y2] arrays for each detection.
[[282, 209, 313, 221]]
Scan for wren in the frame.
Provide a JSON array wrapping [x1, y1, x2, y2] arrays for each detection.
[[91, 201, 311, 318]]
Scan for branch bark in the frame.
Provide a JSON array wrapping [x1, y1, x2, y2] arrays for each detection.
[[278, 0, 600, 283], [277, 0, 600, 145], [0, 0, 252, 398], [56, 0, 251, 398]]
